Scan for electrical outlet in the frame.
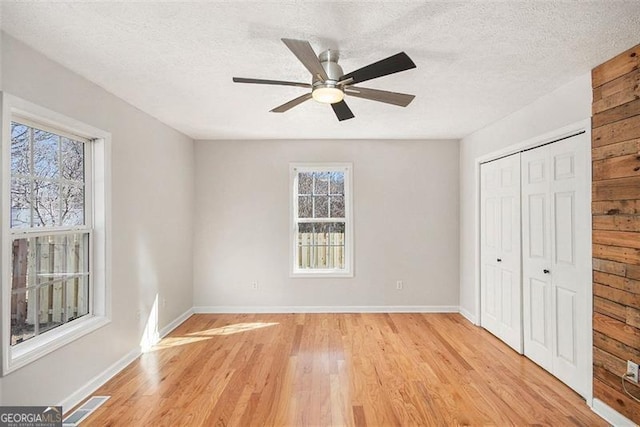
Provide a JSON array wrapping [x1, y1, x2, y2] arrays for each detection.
[[251, 281, 259, 290], [396, 280, 403, 290], [627, 360, 639, 383]]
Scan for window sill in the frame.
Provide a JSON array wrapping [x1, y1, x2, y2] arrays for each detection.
[[291, 270, 354, 278], [4, 315, 110, 375]]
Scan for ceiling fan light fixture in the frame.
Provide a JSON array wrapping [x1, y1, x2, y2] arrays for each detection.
[[312, 86, 344, 104]]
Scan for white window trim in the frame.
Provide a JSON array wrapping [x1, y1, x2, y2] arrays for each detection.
[[1, 93, 112, 374], [289, 162, 354, 278]]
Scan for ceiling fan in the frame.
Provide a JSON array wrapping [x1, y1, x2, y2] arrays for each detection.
[[233, 38, 417, 121]]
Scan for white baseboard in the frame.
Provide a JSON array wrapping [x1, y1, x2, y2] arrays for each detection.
[[58, 307, 194, 412], [193, 305, 460, 314], [459, 306, 478, 325], [58, 348, 140, 412], [159, 308, 194, 338], [591, 398, 636, 427]]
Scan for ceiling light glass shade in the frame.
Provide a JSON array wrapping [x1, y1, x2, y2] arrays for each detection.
[[312, 87, 344, 104]]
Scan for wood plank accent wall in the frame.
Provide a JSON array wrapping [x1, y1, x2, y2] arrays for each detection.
[[592, 43, 640, 423]]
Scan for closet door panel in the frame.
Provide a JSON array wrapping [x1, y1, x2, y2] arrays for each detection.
[[529, 277, 548, 347], [554, 192, 575, 265], [480, 154, 522, 353], [522, 147, 553, 370], [528, 194, 546, 258], [548, 134, 589, 398], [522, 132, 590, 399], [555, 286, 576, 364]]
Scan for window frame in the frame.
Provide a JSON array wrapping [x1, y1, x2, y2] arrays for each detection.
[[1, 94, 111, 374], [289, 162, 354, 278]]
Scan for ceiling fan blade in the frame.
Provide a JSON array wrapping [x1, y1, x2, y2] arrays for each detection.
[[345, 86, 415, 107], [339, 52, 416, 85], [233, 77, 311, 88], [281, 38, 329, 81], [270, 93, 313, 113], [331, 100, 355, 121]]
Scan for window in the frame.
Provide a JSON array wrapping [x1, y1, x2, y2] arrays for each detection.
[[9, 119, 90, 346], [2, 95, 110, 373], [290, 163, 353, 277]]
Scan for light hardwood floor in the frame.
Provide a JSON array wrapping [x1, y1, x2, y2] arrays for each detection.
[[81, 313, 606, 426]]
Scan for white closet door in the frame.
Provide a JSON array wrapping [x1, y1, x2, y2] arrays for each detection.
[[480, 153, 522, 353], [522, 133, 590, 398], [521, 147, 553, 371]]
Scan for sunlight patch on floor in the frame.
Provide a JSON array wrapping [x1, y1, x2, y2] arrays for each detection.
[[148, 322, 280, 351], [186, 322, 280, 337], [151, 335, 212, 350]]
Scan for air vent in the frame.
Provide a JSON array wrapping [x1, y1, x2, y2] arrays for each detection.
[[63, 396, 110, 426]]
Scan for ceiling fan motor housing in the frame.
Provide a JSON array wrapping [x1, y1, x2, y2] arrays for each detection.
[[314, 49, 343, 86], [311, 49, 345, 103]]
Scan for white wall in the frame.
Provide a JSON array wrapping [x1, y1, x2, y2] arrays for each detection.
[[459, 73, 592, 322], [193, 139, 459, 310], [0, 34, 195, 406]]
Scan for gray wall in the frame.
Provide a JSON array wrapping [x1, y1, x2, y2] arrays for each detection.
[[1, 34, 195, 405], [193, 139, 460, 310]]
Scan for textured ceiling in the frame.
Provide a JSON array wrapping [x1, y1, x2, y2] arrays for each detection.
[[1, 1, 640, 140]]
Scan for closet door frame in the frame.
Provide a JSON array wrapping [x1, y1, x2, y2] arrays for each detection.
[[472, 119, 593, 404]]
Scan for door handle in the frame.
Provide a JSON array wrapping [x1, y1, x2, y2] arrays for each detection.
[[543, 269, 550, 274], [497, 258, 502, 262]]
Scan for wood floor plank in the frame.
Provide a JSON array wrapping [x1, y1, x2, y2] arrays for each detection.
[[80, 313, 607, 426], [352, 405, 366, 427]]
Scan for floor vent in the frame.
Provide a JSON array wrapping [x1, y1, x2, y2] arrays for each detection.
[[63, 396, 110, 426]]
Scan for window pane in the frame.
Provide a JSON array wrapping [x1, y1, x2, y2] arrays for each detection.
[[296, 222, 345, 270], [61, 185, 85, 226], [11, 233, 89, 346], [61, 138, 84, 182], [329, 172, 344, 195], [329, 222, 345, 236], [298, 222, 313, 233], [314, 196, 328, 218], [66, 277, 89, 321], [11, 236, 33, 344], [11, 122, 30, 175], [11, 289, 36, 345], [314, 172, 329, 195], [38, 282, 65, 334], [298, 196, 312, 218], [298, 172, 313, 195], [33, 129, 60, 178], [330, 196, 345, 218], [11, 178, 31, 228], [11, 123, 86, 231], [35, 234, 89, 276], [11, 239, 30, 292], [33, 180, 60, 226]]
